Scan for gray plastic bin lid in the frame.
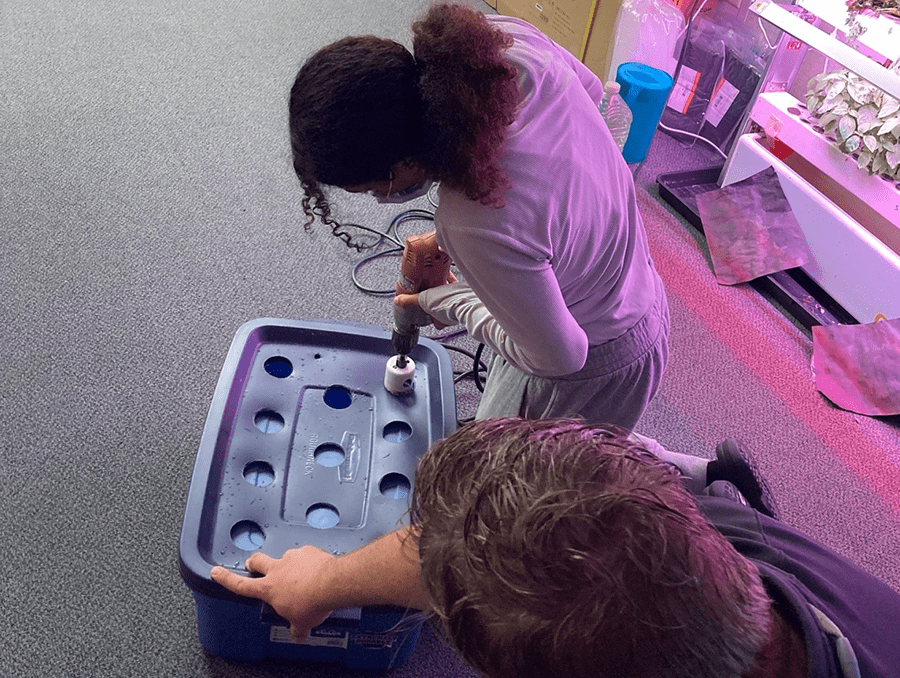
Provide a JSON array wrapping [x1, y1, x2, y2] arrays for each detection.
[[179, 318, 456, 599]]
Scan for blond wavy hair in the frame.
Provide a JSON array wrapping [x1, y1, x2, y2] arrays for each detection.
[[411, 418, 772, 678]]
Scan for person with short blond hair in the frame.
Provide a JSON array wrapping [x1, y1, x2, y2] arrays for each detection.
[[213, 418, 900, 677]]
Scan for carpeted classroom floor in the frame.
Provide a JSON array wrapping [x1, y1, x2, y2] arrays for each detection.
[[1, 1, 898, 677]]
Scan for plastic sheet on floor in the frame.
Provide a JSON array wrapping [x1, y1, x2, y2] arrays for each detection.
[[813, 318, 900, 417], [696, 167, 811, 285]]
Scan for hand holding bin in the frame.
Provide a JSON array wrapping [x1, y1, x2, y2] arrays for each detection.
[[178, 318, 455, 669]]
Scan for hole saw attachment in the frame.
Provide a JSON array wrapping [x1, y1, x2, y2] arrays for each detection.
[[384, 230, 452, 395]]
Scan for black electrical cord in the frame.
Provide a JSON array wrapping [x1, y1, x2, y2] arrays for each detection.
[[472, 341, 486, 393], [441, 343, 489, 391], [348, 209, 436, 295], [351, 247, 403, 295], [336, 205, 488, 407]]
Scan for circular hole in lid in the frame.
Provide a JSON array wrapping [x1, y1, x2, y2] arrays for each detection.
[[379, 473, 411, 500], [306, 503, 340, 529], [254, 409, 284, 433], [264, 356, 293, 378], [314, 443, 346, 467], [243, 461, 275, 487], [383, 421, 412, 442], [323, 385, 352, 409], [231, 520, 266, 550]]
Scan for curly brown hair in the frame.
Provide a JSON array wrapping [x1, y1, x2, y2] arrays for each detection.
[[410, 418, 772, 678], [287, 3, 519, 241], [412, 3, 518, 201]]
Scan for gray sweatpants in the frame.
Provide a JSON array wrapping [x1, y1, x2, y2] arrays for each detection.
[[474, 273, 709, 490], [475, 272, 669, 428]]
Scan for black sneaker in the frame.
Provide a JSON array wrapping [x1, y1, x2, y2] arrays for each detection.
[[708, 439, 779, 520], [705, 480, 750, 509]]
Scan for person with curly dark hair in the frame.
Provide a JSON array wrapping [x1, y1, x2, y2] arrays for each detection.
[[212, 417, 900, 677], [289, 3, 670, 436]]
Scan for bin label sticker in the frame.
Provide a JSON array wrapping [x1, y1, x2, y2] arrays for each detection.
[[707, 78, 740, 127], [270, 625, 349, 648], [667, 66, 701, 115], [351, 632, 399, 650]]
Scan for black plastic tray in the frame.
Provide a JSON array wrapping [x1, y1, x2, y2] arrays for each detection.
[[657, 166, 857, 329]]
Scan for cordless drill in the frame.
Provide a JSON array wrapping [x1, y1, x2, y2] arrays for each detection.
[[384, 231, 452, 394]]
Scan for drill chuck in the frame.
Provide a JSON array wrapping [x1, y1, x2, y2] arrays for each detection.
[[391, 326, 419, 358]]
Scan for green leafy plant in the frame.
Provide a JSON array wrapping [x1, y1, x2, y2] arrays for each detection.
[[844, 1, 900, 41], [846, 0, 900, 20], [807, 68, 900, 178]]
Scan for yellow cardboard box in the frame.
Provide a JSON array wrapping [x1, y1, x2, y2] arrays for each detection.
[[496, 0, 626, 83], [496, 0, 601, 60], [582, 0, 628, 83]]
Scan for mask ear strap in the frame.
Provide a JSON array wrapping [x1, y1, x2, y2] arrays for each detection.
[[387, 170, 394, 197]]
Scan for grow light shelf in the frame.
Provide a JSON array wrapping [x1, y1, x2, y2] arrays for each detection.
[[794, 0, 900, 67], [748, 90, 900, 253], [721, 130, 900, 323], [751, 1, 900, 102]]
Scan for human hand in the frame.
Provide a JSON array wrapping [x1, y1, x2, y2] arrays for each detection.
[[394, 292, 451, 330], [210, 546, 336, 641]]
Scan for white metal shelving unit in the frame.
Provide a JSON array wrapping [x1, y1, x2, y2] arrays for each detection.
[[719, 0, 900, 323]]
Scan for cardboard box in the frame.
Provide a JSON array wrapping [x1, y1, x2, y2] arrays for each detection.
[[496, 0, 602, 60], [496, 0, 627, 86], [497, 0, 737, 83], [582, 0, 628, 84]]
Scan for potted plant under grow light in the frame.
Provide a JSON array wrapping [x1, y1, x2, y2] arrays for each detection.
[[806, 67, 900, 179]]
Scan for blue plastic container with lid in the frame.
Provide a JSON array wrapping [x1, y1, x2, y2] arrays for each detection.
[[179, 318, 456, 669], [616, 62, 675, 164]]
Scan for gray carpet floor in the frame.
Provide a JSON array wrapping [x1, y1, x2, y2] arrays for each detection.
[[2, 1, 899, 677]]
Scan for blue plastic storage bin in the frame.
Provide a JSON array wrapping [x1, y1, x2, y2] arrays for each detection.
[[179, 318, 456, 669]]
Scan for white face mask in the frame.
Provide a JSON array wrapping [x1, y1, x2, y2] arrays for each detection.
[[374, 178, 435, 204]]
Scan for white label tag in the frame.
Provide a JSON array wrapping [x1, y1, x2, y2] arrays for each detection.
[[706, 78, 741, 127], [667, 66, 701, 114], [350, 632, 399, 650], [270, 625, 350, 648]]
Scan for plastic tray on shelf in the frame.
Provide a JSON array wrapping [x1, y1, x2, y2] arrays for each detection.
[[657, 166, 857, 328]]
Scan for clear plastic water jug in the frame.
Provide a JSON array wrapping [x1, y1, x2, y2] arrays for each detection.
[[607, 0, 685, 81]]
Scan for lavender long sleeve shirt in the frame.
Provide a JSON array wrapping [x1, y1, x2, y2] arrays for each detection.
[[419, 16, 661, 377]]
